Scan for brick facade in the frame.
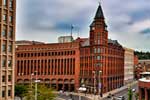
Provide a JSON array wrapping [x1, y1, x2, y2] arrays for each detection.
[[15, 4, 124, 94], [138, 74, 150, 100]]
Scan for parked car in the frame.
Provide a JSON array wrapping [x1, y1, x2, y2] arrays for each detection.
[[117, 96, 125, 100], [132, 88, 136, 92], [107, 93, 114, 98], [107, 93, 112, 98]]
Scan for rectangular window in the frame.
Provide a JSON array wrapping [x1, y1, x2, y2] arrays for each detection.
[[97, 32, 100, 36], [9, 0, 13, 9], [8, 75, 12, 82], [8, 45, 12, 52], [94, 48, 97, 53], [8, 60, 12, 67], [97, 56, 101, 60], [2, 44, 6, 52], [3, 0, 7, 6], [2, 90, 5, 97], [98, 40, 100, 44], [97, 48, 101, 53], [9, 16, 13, 23], [9, 28, 13, 38], [2, 75, 5, 82], [2, 59, 6, 67], [8, 89, 11, 96], [2, 29, 6, 37], [96, 62, 102, 67], [3, 15, 6, 21]]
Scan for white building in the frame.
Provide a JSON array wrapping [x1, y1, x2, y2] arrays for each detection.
[[124, 47, 134, 84], [58, 36, 74, 43]]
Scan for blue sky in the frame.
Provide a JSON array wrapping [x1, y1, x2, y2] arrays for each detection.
[[16, 0, 150, 51]]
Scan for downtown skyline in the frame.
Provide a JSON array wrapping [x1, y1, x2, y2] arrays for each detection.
[[16, 0, 150, 51]]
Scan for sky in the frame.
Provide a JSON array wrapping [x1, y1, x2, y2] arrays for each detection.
[[16, 0, 150, 51]]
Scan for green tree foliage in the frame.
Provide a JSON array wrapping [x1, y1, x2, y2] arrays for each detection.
[[26, 84, 56, 100], [37, 84, 56, 100], [135, 92, 139, 100], [128, 88, 133, 100], [15, 84, 56, 100], [134, 51, 150, 60], [15, 84, 28, 100]]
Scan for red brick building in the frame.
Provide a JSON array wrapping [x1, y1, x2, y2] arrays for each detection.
[[138, 72, 150, 100], [134, 60, 150, 80], [134, 64, 144, 80], [134, 55, 139, 65], [15, 4, 124, 93]]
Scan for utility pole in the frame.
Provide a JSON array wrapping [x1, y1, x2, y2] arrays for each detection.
[[93, 71, 96, 100], [31, 73, 34, 89], [35, 71, 37, 100], [99, 71, 102, 98]]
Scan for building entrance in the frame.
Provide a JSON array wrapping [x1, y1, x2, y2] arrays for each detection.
[[70, 84, 74, 92], [58, 84, 63, 91], [64, 84, 69, 91]]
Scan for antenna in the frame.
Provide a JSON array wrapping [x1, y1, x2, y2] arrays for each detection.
[[98, 0, 102, 5]]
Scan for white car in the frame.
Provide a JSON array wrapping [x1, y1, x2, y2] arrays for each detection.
[[132, 89, 136, 92], [117, 96, 125, 100]]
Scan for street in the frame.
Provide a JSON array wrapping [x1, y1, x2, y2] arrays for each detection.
[[15, 82, 138, 100], [55, 82, 138, 100], [103, 82, 138, 100], [56, 92, 91, 100]]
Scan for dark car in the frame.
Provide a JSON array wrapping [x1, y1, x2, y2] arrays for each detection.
[[107, 93, 114, 98]]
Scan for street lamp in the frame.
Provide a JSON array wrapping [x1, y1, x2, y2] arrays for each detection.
[[99, 71, 102, 98], [78, 78, 87, 100], [92, 71, 96, 100], [92, 71, 96, 95], [34, 71, 38, 100], [31, 73, 34, 89]]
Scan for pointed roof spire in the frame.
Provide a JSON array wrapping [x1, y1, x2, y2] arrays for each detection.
[[94, 3, 104, 19]]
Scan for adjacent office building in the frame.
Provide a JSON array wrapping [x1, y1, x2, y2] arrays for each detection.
[[124, 47, 134, 84], [0, 0, 16, 100]]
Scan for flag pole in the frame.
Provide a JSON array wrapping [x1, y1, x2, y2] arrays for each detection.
[[71, 25, 73, 42]]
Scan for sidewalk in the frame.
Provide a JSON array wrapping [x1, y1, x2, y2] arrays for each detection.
[[72, 81, 138, 100], [54, 81, 137, 100]]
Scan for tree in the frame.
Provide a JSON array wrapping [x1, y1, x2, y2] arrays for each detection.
[[135, 92, 139, 100], [26, 84, 56, 100], [15, 84, 28, 100], [37, 84, 56, 100], [128, 87, 133, 100]]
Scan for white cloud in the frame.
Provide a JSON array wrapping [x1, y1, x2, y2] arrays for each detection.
[[129, 19, 150, 33], [16, 0, 150, 51]]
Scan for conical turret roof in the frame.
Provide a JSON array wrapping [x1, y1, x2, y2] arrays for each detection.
[[94, 4, 104, 19]]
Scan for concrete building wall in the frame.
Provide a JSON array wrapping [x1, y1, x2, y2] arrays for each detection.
[[124, 47, 134, 84], [0, 0, 16, 100]]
